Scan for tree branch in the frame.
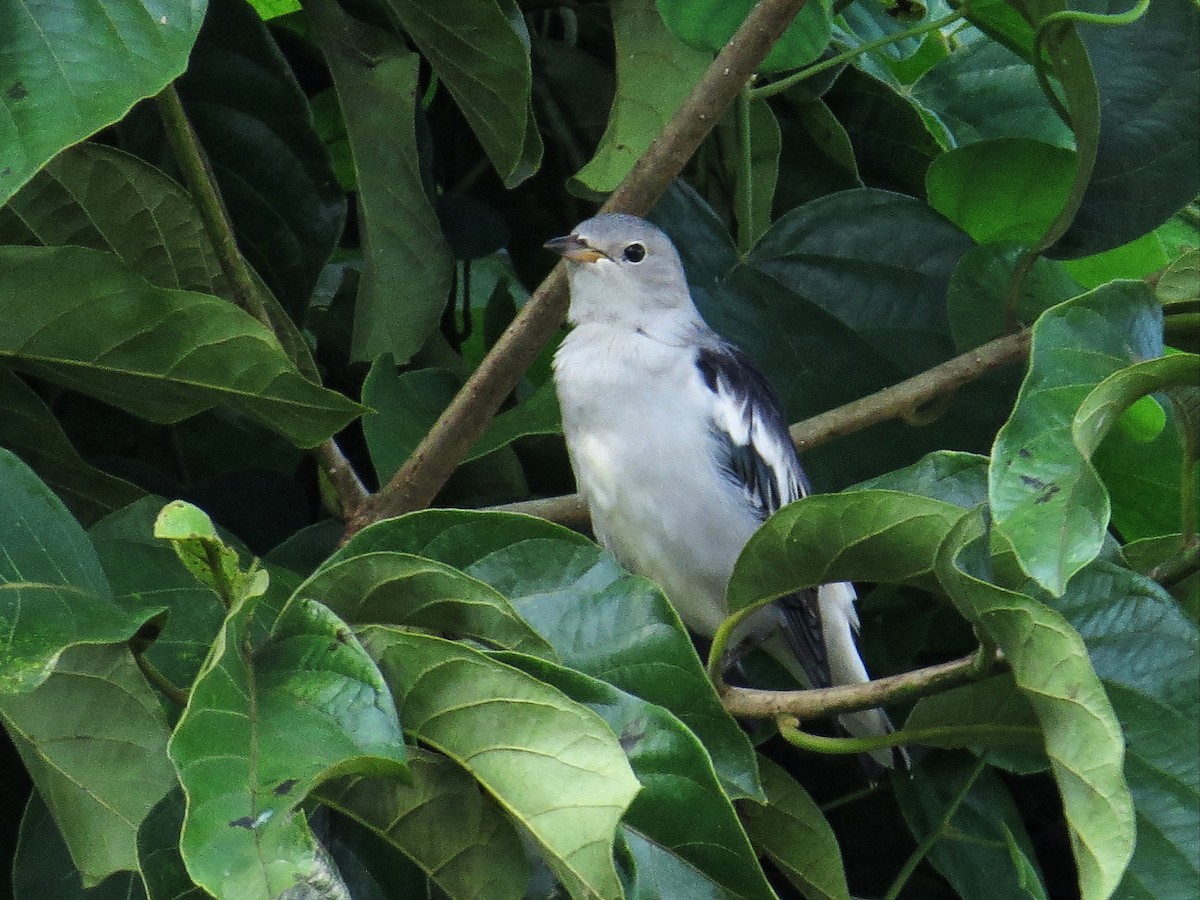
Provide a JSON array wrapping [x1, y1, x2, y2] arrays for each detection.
[[719, 648, 1004, 720], [350, 0, 810, 534], [491, 328, 1033, 522]]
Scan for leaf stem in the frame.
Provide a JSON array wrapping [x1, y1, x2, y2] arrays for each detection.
[[1147, 541, 1200, 589], [736, 85, 755, 255], [883, 753, 989, 900], [133, 651, 189, 707], [156, 85, 272, 332], [749, 7, 965, 100]]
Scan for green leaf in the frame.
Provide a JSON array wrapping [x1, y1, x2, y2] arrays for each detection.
[[318, 748, 531, 899], [137, 790, 207, 900], [989, 282, 1168, 594], [332, 509, 765, 802], [358, 627, 639, 900], [0, 0, 205, 206], [926, 139, 1076, 244], [729, 490, 969, 612], [499, 652, 777, 900], [1054, 561, 1200, 899], [0, 644, 176, 886], [738, 756, 850, 900], [0, 449, 159, 694], [169, 597, 407, 899], [895, 752, 1049, 900], [655, 0, 832, 74], [297, 550, 554, 657], [0, 245, 365, 449], [1055, 0, 1200, 257], [0, 370, 144, 526], [935, 513, 1135, 900], [120, 0, 347, 316], [851, 450, 990, 509], [381, 0, 541, 186], [154, 500, 267, 604], [308, 0, 455, 365], [571, 0, 709, 195], [13, 793, 146, 900], [361, 362, 561, 484]]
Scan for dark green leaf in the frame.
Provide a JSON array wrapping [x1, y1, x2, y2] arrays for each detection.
[[308, 0, 455, 365], [0, 246, 365, 449], [0, 0, 205, 206], [137, 790, 206, 900], [318, 749, 530, 899], [0, 644, 176, 886], [0, 449, 159, 694], [989, 282, 1167, 593], [358, 627, 639, 900]]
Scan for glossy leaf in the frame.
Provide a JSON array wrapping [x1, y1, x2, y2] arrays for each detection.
[[936, 514, 1135, 900], [851, 450, 989, 509], [927, 139, 1076, 245], [170, 595, 407, 899], [1055, 0, 1200, 257], [571, 0, 709, 195], [895, 752, 1049, 900], [0, 246, 365, 449], [990, 282, 1165, 594], [382, 0, 541, 186], [0, 0, 206, 206], [655, 0, 832, 74], [121, 0, 346, 316], [333, 509, 764, 802], [13, 793, 146, 900], [318, 748, 531, 899], [1055, 561, 1200, 899], [0, 644, 175, 886], [297, 550, 554, 656], [0, 449, 159, 694], [308, 0, 455, 364], [359, 627, 639, 900], [739, 756, 850, 900], [0, 370, 144, 526]]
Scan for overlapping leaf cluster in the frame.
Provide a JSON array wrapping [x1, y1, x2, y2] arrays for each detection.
[[1, 0, 1197, 898]]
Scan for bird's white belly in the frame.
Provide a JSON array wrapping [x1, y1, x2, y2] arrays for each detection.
[[555, 328, 760, 636]]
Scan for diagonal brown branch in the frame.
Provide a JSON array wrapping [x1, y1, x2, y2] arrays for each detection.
[[348, 0, 809, 535]]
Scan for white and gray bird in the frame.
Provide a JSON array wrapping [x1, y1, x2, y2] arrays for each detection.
[[547, 213, 898, 767]]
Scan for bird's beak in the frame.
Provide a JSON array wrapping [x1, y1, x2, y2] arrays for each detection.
[[544, 234, 606, 263]]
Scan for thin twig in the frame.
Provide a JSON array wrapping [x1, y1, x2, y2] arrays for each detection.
[[491, 328, 1033, 522], [350, 0, 810, 535], [156, 85, 272, 331], [719, 648, 1004, 719]]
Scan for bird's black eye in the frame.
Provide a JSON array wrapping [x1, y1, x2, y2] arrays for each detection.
[[622, 242, 646, 263]]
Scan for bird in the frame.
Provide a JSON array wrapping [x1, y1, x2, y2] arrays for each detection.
[[546, 213, 899, 768]]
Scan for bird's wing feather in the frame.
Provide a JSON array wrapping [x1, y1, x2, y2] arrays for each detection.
[[696, 341, 832, 689]]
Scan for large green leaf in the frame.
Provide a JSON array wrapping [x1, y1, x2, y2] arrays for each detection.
[[500, 653, 777, 900], [13, 793, 146, 900], [0, 246, 364, 448], [333, 510, 764, 803], [0, 644, 176, 886], [989, 282, 1168, 594], [936, 514, 1135, 900], [1054, 561, 1200, 899], [1054, 0, 1200, 257], [120, 0, 346, 316], [571, 0, 709, 195], [655, 0, 832, 74], [359, 628, 639, 900], [308, 0, 455, 365], [738, 757, 850, 900], [0, 370, 144, 526], [296, 550, 554, 657], [169, 585, 407, 898], [382, 0, 541, 186], [0, 0, 206, 206], [318, 748, 531, 899], [137, 790, 206, 900], [0, 449, 159, 694], [895, 752, 1048, 900]]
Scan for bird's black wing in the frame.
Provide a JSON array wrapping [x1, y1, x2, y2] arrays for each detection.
[[696, 341, 831, 689]]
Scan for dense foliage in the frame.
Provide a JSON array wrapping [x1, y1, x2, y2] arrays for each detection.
[[0, 0, 1197, 898]]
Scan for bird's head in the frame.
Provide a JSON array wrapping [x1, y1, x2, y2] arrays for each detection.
[[544, 214, 697, 331]]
